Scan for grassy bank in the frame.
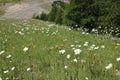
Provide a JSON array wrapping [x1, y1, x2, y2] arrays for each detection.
[[0, 19, 120, 80]]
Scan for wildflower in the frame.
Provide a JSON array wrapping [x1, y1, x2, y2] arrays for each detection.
[[64, 66, 68, 69], [73, 58, 78, 62], [63, 39, 67, 41], [74, 49, 82, 55], [84, 42, 89, 46], [23, 47, 29, 52], [72, 48, 75, 50], [59, 49, 65, 54], [84, 43, 88, 46], [11, 67, 15, 71], [86, 33, 89, 35], [85, 42, 89, 44], [82, 32, 85, 34], [105, 63, 112, 70], [116, 71, 120, 76], [91, 44, 95, 47], [70, 45, 74, 47], [27, 67, 31, 71], [0, 50, 5, 55], [0, 77, 2, 80], [116, 57, 120, 62], [18, 31, 24, 35], [94, 47, 99, 50], [4, 70, 9, 74], [78, 45, 81, 47], [66, 54, 70, 59], [101, 45, 105, 48], [85, 77, 89, 80], [6, 55, 12, 59], [6, 78, 9, 80]]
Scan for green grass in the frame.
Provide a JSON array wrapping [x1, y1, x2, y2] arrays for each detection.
[[0, 19, 120, 80]]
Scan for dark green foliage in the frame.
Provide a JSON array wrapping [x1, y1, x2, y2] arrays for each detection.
[[36, 0, 120, 36], [48, 1, 65, 23], [108, 0, 120, 27], [63, 0, 99, 30], [48, 1, 58, 21], [39, 12, 48, 21], [55, 8, 63, 24]]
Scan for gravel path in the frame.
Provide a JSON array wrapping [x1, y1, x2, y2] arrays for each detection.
[[0, 0, 54, 19]]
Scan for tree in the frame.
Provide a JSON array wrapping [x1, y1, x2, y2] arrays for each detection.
[[48, 0, 65, 22], [55, 8, 63, 24], [63, 0, 100, 31]]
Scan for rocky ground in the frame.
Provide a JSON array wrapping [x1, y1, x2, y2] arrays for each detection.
[[0, 0, 56, 19]]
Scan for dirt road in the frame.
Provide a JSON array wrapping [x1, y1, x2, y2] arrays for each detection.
[[0, 0, 54, 19]]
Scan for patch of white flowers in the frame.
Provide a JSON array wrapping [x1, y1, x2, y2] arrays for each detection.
[[64, 66, 68, 69], [23, 47, 29, 52], [3, 70, 9, 74], [59, 49, 65, 54], [6, 55, 12, 59], [11, 67, 15, 71], [26, 67, 31, 71], [105, 63, 113, 70], [0, 77, 2, 80], [116, 57, 120, 62], [0, 50, 5, 55], [66, 54, 71, 59], [73, 58, 78, 63], [74, 49, 82, 55]]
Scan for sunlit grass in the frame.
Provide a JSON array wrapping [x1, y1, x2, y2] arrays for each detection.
[[0, 19, 120, 80]]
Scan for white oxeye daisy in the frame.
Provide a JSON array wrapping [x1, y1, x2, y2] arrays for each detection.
[[66, 54, 70, 59], [94, 47, 99, 50], [0, 50, 5, 55], [26, 67, 31, 71], [72, 48, 75, 50], [101, 45, 105, 48], [85, 77, 89, 80], [84, 43, 88, 46], [74, 49, 82, 55], [78, 45, 81, 47], [11, 67, 15, 71], [105, 63, 112, 70], [116, 57, 120, 62], [64, 66, 68, 69], [73, 58, 78, 62], [70, 45, 74, 47], [85, 42, 89, 44], [23, 47, 29, 52], [82, 32, 85, 34], [6, 77, 9, 80], [0, 77, 2, 80], [6, 55, 12, 59], [91, 44, 95, 47], [84, 42, 89, 47], [59, 49, 65, 54], [3, 70, 9, 74]]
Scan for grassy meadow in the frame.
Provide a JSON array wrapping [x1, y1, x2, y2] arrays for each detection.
[[0, 19, 120, 80]]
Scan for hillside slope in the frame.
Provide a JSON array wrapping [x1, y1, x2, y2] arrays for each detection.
[[0, 19, 120, 80], [0, 0, 68, 19]]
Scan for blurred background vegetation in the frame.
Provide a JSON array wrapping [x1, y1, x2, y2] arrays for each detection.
[[34, 0, 120, 37]]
